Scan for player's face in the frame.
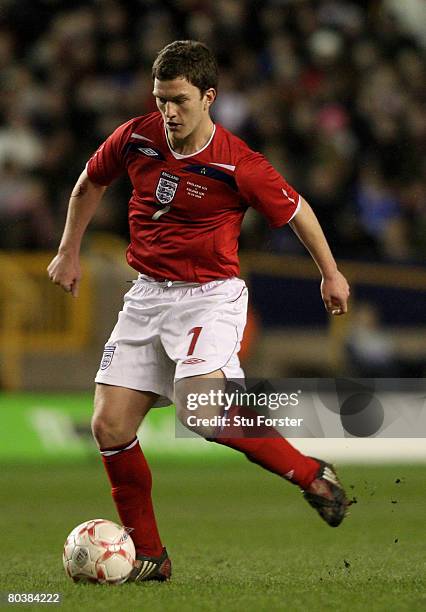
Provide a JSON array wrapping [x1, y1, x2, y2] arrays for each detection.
[[153, 77, 215, 142]]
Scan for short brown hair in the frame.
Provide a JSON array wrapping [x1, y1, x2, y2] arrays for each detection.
[[152, 40, 218, 93]]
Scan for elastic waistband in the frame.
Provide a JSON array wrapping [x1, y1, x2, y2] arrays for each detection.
[[135, 274, 205, 288]]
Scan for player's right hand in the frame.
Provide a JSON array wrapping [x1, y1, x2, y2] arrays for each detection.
[[47, 252, 81, 297], [320, 269, 350, 316]]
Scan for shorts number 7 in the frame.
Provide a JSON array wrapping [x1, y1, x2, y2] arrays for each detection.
[[187, 326, 203, 356]]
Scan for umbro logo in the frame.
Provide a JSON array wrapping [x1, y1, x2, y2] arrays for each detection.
[[138, 147, 159, 157], [182, 358, 206, 365]]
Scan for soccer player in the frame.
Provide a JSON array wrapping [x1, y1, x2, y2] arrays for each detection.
[[48, 40, 350, 583]]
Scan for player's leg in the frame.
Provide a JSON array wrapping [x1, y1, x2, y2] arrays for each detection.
[[175, 371, 349, 526], [92, 384, 164, 556], [92, 383, 171, 581], [92, 383, 156, 447], [91, 277, 177, 580], [175, 370, 319, 488], [169, 278, 320, 489]]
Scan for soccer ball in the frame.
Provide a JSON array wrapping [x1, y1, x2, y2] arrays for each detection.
[[63, 519, 136, 584]]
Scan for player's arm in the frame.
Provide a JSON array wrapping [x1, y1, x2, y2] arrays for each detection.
[[47, 168, 107, 297], [236, 151, 350, 315], [289, 197, 350, 315]]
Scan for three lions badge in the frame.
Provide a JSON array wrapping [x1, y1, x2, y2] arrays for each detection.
[[153, 171, 180, 219], [100, 345, 116, 370]]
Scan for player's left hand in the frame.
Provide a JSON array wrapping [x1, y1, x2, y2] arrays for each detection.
[[321, 270, 350, 316]]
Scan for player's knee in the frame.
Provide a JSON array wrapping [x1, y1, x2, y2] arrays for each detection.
[[91, 413, 111, 446], [175, 404, 200, 435], [91, 412, 130, 448], [175, 408, 217, 439]]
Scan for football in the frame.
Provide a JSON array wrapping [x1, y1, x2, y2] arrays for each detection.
[[63, 519, 136, 584]]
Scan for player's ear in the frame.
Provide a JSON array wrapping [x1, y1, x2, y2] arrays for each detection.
[[204, 88, 216, 109]]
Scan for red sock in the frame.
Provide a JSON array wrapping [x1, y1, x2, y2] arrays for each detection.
[[100, 438, 163, 557], [212, 407, 319, 489]]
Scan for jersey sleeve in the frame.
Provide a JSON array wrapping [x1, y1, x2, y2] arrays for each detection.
[[86, 119, 134, 186], [236, 151, 301, 227]]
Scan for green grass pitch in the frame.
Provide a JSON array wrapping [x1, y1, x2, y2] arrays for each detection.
[[0, 456, 425, 611]]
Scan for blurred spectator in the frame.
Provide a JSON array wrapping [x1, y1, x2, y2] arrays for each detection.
[[354, 161, 409, 260], [345, 302, 400, 377], [0, 160, 55, 249], [345, 302, 426, 376], [0, 0, 423, 263], [0, 110, 43, 170]]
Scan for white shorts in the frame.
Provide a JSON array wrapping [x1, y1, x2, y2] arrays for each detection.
[[95, 275, 248, 402]]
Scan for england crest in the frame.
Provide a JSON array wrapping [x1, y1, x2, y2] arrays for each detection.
[[100, 345, 116, 370], [155, 171, 180, 205]]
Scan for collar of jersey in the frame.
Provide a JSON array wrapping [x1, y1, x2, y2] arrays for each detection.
[[165, 123, 216, 159]]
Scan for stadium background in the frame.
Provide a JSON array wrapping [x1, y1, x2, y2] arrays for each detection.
[[0, 2, 425, 610]]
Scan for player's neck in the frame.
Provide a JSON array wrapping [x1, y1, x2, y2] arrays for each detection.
[[167, 118, 215, 156]]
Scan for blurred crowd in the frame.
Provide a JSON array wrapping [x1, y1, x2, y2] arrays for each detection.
[[0, 0, 425, 263]]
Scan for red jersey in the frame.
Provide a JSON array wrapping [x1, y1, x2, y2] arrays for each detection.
[[86, 112, 300, 282]]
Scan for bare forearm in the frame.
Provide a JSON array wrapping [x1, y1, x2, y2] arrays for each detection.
[[289, 198, 337, 279], [289, 197, 350, 314], [48, 169, 106, 296], [58, 168, 106, 255]]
